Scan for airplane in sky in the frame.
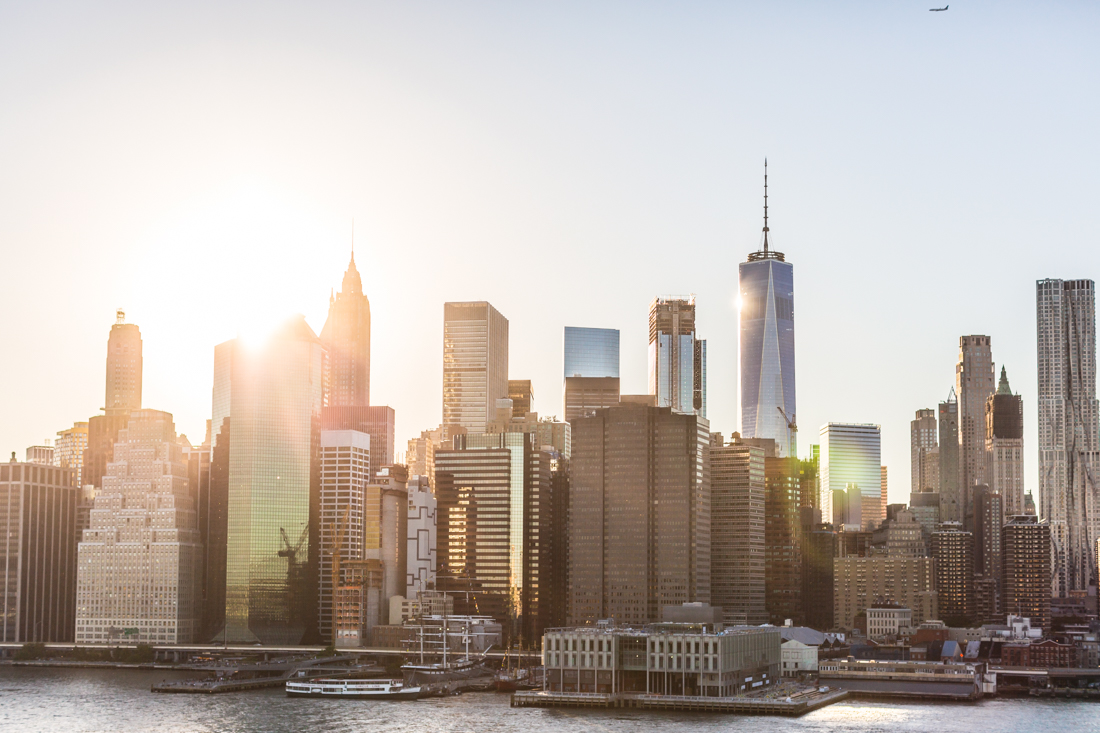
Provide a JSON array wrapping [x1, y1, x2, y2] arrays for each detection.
[[929, 5, 949, 10]]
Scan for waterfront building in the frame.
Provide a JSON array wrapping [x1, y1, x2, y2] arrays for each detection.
[[911, 409, 938, 494], [832, 556, 936, 630], [541, 624, 781, 696], [442, 301, 509, 433], [1036, 278, 1099, 595], [973, 485, 1004, 624], [1003, 515, 1052, 632], [956, 336, 995, 532], [321, 253, 371, 407], [739, 163, 796, 457], [986, 367, 1025, 516], [212, 316, 326, 645], [75, 410, 201, 645], [54, 422, 88, 490], [104, 309, 142, 415], [931, 522, 974, 626], [938, 389, 961, 524], [802, 524, 837, 631], [321, 405, 395, 479], [781, 639, 818, 676], [709, 433, 766, 625], [819, 423, 881, 530], [648, 297, 706, 418], [0, 456, 76, 642], [435, 432, 551, 642], [568, 402, 710, 627], [563, 326, 620, 422], [406, 474, 437, 597]]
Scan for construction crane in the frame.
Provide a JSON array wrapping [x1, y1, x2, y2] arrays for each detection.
[[777, 406, 797, 458]]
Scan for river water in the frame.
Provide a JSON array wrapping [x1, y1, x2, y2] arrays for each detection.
[[0, 667, 1096, 733]]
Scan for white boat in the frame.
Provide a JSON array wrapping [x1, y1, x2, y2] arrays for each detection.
[[285, 678, 421, 700]]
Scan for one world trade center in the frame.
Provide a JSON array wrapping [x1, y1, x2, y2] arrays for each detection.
[[740, 161, 796, 457]]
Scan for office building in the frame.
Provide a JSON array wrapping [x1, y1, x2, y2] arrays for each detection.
[[871, 510, 926, 558], [802, 524, 837, 631], [908, 490, 940, 552], [911, 409, 938, 494], [435, 432, 551, 642], [321, 406, 395, 479], [508, 380, 534, 417], [648, 297, 706, 418], [104, 309, 142, 415], [973, 485, 1004, 624], [182, 433, 222, 642], [833, 556, 936, 630], [986, 367, 1025, 516], [406, 474, 437, 597], [75, 410, 201, 645], [819, 423, 882, 530], [321, 253, 371, 407], [0, 457, 76, 642], [800, 446, 819, 510], [1003, 515, 1052, 631], [931, 522, 974, 626], [563, 327, 620, 422], [938, 389, 961, 523], [54, 422, 88, 490], [765, 453, 802, 624], [709, 433, 766, 624], [739, 163, 796, 457], [212, 316, 326, 645], [568, 402, 710, 627], [1036, 278, 1099, 595], [442, 301, 509, 433], [956, 335, 995, 531]]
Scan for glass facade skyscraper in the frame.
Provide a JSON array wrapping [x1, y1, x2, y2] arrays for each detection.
[[648, 297, 706, 418], [563, 327, 620, 422], [213, 316, 326, 645], [819, 422, 882, 530], [739, 167, 795, 457], [442, 301, 509, 433]]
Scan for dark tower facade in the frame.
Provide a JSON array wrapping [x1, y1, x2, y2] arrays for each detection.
[[321, 254, 371, 408]]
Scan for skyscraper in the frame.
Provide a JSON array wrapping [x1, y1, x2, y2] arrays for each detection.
[[956, 335, 995, 531], [972, 485, 1004, 624], [710, 433, 766, 624], [104, 309, 142, 415], [213, 316, 326, 645], [739, 162, 796, 457], [508, 380, 534, 417], [321, 406, 395, 479], [75, 410, 202, 645], [764, 452, 802, 624], [819, 423, 882, 530], [443, 301, 509, 433], [938, 389, 961, 524], [563, 326, 620, 422], [986, 367, 1025, 516], [648, 297, 706, 418], [1036, 278, 1099, 595], [911, 408, 938, 494], [568, 402, 710, 626], [931, 522, 974, 626], [321, 253, 371, 407], [54, 422, 88, 490], [1003, 515, 1052, 631]]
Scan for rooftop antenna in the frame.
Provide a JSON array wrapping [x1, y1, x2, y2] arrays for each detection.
[[116, 308, 125, 325], [762, 158, 770, 253], [351, 218, 355, 263]]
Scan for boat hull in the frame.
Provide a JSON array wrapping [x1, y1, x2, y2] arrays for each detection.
[[286, 688, 421, 700]]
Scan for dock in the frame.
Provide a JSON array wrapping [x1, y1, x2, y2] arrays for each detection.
[[510, 688, 847, 716]]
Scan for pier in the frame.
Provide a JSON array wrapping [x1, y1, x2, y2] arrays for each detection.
[[510, 688, 848, 716]]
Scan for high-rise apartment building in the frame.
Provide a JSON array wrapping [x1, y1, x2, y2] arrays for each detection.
[[321, 254, 371, 407], [911, 409, 938, 494], [740, 164, 796, 457], [435, 432, 551, 642], [709, 433, 766, 624], [833, 556, 936, 630], [986, 367, 1025, 516], [212, 316, 326, 645], [563, 326, 620, 422], [973, 485, 1004, 624], [956, 335, 995, 532], [1036, 278, 1099, 595], [0, 457, 76, 642], [568, 402, 710, 626], [648, 297, 706, 418], [104, 309, 142, 415], [442, 301, 509, 434], [1003, 515, 1052, 631], [75, 410, 201, 645], [819, 423, 882, 530], [54, 422, 88, 490], [931, 522, 974, 626], [938, 389, 961, 523]]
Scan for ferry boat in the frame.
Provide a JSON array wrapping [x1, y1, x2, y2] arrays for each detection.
[[285, 678, 421, 700]]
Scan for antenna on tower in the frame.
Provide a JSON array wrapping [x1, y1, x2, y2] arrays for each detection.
[[116, 308, 125, 325], [762, 158, 770, 253], [351, 218, 355, 262]]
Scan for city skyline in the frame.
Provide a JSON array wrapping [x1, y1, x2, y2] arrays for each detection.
[[5, 3, 1100, 506]]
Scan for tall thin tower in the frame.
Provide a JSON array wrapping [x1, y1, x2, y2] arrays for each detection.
[[648, 297, 706, 418], [105, 309, 142, 415], [739, 161, 796, 457], [956, 336, 995, 531], [321, 251, 371, 407], [1036, 278, 1099, 595]]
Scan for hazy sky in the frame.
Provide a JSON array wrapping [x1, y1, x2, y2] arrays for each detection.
[[3, 1, 1099, 503]]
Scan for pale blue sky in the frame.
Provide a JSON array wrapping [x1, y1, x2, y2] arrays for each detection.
[[2, 1, 1099, 502]]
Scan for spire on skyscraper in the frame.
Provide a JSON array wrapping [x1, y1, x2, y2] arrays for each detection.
[[341, 252, 362, 295], [762, 158, 770, 253], [997, 366, 1012, 395]]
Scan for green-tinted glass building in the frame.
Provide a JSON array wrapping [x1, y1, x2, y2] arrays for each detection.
[[213, 316, 326, 645]]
